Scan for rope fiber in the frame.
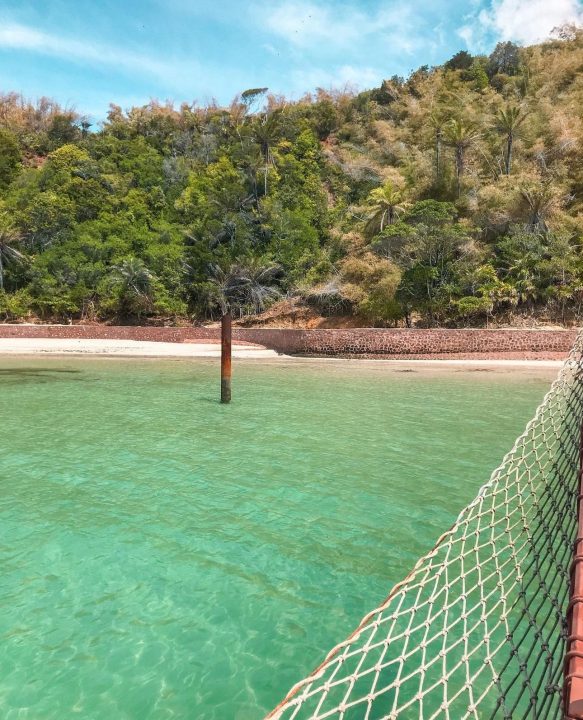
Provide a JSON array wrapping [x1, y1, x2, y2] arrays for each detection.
[[267, 333, 583, 720]]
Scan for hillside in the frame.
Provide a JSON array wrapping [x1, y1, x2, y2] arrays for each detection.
[[0, 27, 582, 327]]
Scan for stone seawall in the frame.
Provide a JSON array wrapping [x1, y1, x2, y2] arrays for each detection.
[[0, 325, 577, 358], [237, 328, 579, 357]]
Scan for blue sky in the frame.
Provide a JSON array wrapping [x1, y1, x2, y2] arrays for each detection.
[[0, 0, 581, 121]]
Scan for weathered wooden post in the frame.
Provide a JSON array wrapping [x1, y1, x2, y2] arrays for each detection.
[[221, 311, 232, 403]]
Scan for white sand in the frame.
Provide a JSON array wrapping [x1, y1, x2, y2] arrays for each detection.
[[0, 338, 565, 368], [0, 338, 280, 358]]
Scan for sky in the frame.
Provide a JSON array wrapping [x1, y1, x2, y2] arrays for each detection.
[[0, 0, 581, 121]]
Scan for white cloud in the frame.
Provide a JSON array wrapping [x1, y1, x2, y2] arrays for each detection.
[[457, 24, 476, 48], [0, 22, 183, 81], [262, 43, 279, 56], [460, 0, 583, 50], [484, 0, 583, 43], [262, 1, 417, 52], [291, 64, 384, 92]]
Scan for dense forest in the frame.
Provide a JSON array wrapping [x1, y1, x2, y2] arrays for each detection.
[[0, 27, 582, 327]]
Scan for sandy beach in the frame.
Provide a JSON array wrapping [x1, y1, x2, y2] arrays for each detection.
[[0, 337, 280, 359], [0, 337, 566, 369]]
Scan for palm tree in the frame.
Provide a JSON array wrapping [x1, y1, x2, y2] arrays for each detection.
[[520, 183, 556, 232], [240, 87, 268, 114], [111, 258, 154, 317], [207, 258, 279, 404], [429, 111, 447, 182], [365, 181, 405, 235], [444, 119, 479, 197], [0, 226, 25, 291], [496, 104, 525, 175], [240, 147, 265, 208], [209, 262, 281, 317], [253, 109, 282, 194]]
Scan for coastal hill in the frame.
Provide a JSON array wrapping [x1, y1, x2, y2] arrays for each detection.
[[0, 27, 582, 328]]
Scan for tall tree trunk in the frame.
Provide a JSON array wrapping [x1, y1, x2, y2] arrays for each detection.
[[455, 146, 464, 198], [435, 127, 442, 181], [505, 133, 513, 175], [0, 252, 4, 291]]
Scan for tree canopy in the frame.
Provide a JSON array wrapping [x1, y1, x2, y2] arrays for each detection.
[[0, 29, 583, 327]]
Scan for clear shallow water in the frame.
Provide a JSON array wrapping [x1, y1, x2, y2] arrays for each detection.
[[0, 358, 556, 720]]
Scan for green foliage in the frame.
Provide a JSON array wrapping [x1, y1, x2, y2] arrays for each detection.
[[406, 200, 457, 225], [0, 219, 26, 291], [18, 191, 76, 249], [47, 113, 81, 148], [466, 60, 490, 91], [0, 31, 582, 325], [455, 295, 493, 322], [340, 253, 402, 325], [445, 50, 474, 71], [0, 129, 21, 188], [0, 289, 31, 320], [378, 202, 479, 325], [365, 181, 406, 235], [488, 41, 521, 78]]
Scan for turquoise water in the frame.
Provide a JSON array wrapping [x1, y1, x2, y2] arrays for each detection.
[[0, 358, 556, 719]]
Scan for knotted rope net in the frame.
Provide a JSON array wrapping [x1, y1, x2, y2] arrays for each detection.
[[268, 332, 583, 720]]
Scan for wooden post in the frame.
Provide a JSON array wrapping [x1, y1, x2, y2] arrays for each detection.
[[221, 311, 232, 403]]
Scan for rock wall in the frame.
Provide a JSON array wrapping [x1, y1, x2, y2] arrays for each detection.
[[0, 325, 578, 358], [234, 328, 579, 358]]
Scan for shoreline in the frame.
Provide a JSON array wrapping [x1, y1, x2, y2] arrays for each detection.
[[0, 338, 565, 368], [0, 338, 280, 359], [0, 325, 576, 358]]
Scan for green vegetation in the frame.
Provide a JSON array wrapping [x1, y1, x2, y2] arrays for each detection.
[[1, 28, 583, 326]]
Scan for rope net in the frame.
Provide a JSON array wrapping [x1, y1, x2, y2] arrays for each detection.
[[268, 332, 583, 720]]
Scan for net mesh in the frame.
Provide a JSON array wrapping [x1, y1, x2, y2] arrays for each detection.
[[268, 332, 583, 720]]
